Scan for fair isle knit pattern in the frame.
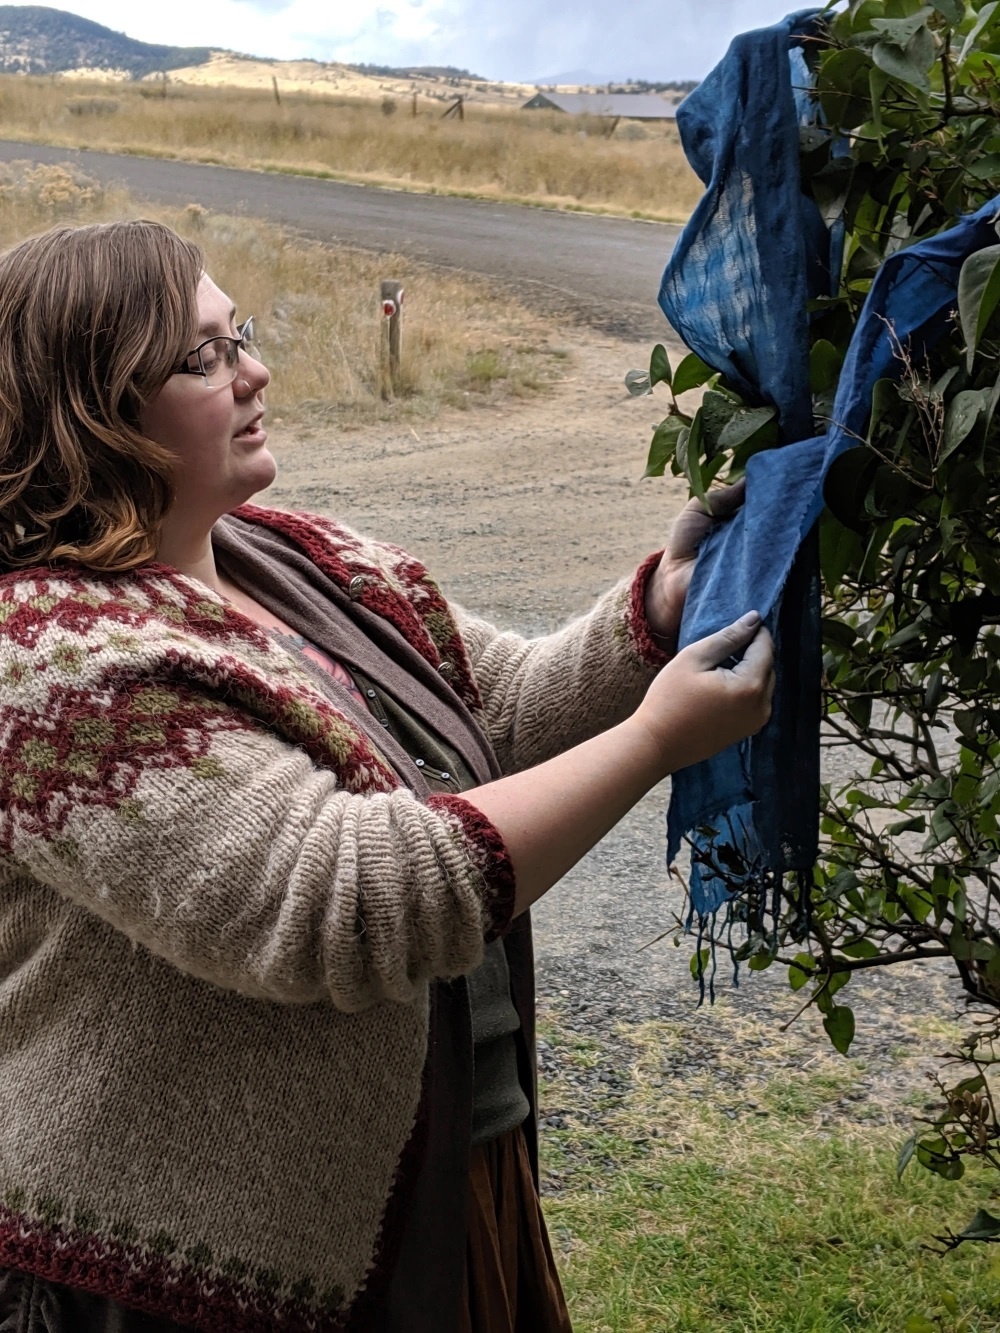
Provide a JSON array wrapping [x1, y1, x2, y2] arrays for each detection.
[[0, 507, 666, 1332]]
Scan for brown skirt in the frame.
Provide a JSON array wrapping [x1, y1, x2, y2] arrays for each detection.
[[459, 1124, 573, 1333]]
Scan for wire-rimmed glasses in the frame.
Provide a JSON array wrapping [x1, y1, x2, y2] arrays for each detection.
[[173, 317, 260, 387]]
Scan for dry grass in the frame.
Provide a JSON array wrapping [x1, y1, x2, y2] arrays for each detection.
[[0, 159, 566, 424], [0, 75, 703, 222]]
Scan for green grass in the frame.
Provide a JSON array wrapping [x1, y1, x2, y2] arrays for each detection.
[[537, 1016, 1000, 1333]]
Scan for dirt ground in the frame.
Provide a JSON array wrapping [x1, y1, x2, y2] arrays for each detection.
[[262, 327, 969, 1128], [264, 330, 685, 629]]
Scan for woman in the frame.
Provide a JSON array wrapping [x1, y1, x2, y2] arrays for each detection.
[[0, 220, 773, 1333]]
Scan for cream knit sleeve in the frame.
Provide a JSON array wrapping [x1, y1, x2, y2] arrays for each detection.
[[1, 684, 514, 1013], [454, 553, 670, 774]]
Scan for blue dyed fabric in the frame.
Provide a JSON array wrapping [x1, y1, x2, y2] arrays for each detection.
[[659, 12, 1000, 919]]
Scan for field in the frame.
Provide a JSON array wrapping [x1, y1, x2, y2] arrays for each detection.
[[0, 75, 703, 222]]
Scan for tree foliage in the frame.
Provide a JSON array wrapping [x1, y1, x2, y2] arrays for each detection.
[[633, 0, 1000, 1242]]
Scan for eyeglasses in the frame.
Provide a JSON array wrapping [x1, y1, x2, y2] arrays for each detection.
[[173, 317, 260, 387]]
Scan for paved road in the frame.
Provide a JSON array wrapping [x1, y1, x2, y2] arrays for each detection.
[[0, 139, 681, 338]]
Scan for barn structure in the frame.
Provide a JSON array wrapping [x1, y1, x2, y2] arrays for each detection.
[[521, 92, 679, 120]]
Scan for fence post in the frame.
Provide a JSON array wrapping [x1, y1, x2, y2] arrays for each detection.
[[380, 279, 404, 399], [411, 90, 418, 117], [272, 76, 281, 106]]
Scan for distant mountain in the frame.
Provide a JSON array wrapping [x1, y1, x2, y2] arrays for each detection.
[[531, 68, 607, 86], [0, 5, 212, 77]]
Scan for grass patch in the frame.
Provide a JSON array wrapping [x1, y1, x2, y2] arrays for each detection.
[[538, 1012, 1000, 1332], [0, 159, 564, 425], [0, 75, 703, 223]]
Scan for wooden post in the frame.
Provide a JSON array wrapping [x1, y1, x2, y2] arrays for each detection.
[[161, 71, 169, 99], [441, 95, 464, 120], [380, 279, 404, 399], [411, 90, 418, 117], [272, 76, 281, 106]]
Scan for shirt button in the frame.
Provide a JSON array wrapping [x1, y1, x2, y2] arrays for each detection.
[[366, 688, 377, 699], [414, 758, 425, 767], [437, 661, 454, 679], [348, 575, 365, 599], [440, 772, 451, 781]]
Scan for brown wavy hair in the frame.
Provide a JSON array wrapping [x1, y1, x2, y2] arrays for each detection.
[[0, 219, 204, 573]]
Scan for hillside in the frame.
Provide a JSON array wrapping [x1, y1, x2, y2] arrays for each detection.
[[0, 5, 211, 77]]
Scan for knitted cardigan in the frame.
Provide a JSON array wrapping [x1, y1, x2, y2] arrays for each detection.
[[0, 504, 666, 1332]]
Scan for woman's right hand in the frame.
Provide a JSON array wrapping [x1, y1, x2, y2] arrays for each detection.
[[632, 611, 776, 773], [465, 610, 775, 919]]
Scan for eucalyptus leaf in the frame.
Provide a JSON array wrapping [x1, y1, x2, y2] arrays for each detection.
[[871, 8, 934, 46], [643, 415, 686, 478], [672, 352, 716, 397], [624, 369, 652, 397], [649, 343, 672, 389], [717, 405, 777, 450], [872, 38, 932, 88], [957, 1208, 1000, 1240], [823, 1004, 856, 1055], [930, 0, 964, 22], [957, 244, 1000, 369], [941, 388, 991, 460], [958, 0, 999, 65]]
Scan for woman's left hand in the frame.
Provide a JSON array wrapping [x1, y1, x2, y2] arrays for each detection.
[[644, 479, 746, 652]]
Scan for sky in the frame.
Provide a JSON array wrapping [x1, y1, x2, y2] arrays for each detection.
[[51, 0, 803, 83]]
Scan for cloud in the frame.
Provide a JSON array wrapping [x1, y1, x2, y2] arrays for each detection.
[[61, 0, 800, 80]]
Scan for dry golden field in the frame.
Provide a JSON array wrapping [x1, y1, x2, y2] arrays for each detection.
[[0, 75, 703, 222], [0, 159, 565, 423]]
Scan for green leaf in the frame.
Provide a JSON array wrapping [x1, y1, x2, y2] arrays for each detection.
[[942, 389, 990, 461], [717, 405, 777, 450], [871, 8, 934, 46], [649, 343, 672, 389], [887, 815, 927, 835], [903, 1318, 938, 1333], [789, 953, 816, 991], [823, 1004, 856, 1054], [643, 416, 686, 478], [869, 65, 891, 141], [931, 0, 964, 22], [748, 950, 774, 971], [957, 1208, 1000, 1240], [676, 413, 709, 506], [872, 37, 932, 89], [840, 938, 880, 960], [958, 0, 999, 65], [672, 352, 716, 397], [810, 339, 844, 393], [690, 947, 710, 980], [897, 1134, 917, 1178], [818, 48, 874, 129], [624, 369, 652, 397], [958, 244, 1000, 369]]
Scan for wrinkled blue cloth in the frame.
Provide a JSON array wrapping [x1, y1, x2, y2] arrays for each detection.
[[659, 12, 1000, 921]]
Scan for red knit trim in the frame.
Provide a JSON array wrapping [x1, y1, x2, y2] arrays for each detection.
[[0, 1209, 351, 1332], [427, 793, 516, 941], [231, 505, 484, 713], [629, 550, 673, 667]]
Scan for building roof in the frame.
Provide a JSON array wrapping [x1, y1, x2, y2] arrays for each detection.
[[521, 92, 679, 119]]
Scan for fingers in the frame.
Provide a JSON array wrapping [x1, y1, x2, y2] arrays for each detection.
[[705, 476, 746, 518], [733, 625, 775, 690], [684, 611, 763, 670]]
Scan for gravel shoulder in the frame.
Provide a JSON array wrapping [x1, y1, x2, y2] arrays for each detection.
[[263, 327, 970, 1138]]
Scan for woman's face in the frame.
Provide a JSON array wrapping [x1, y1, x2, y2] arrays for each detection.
[[141, 273, 274, 534]]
